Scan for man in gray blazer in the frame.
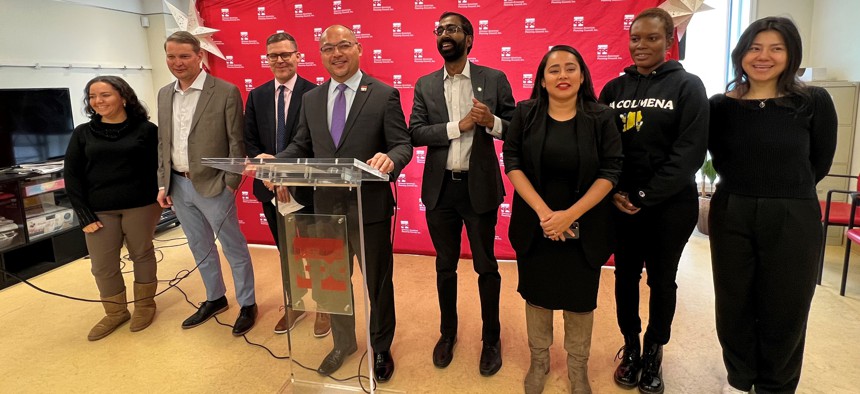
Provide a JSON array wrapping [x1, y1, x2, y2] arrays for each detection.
[[156, 31, 257, 336], [409, 11, 515, 376], [276, 25, 412, 382], [244, 32, 329, 337]]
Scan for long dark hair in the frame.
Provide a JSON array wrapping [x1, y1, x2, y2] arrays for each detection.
[[529, 45, 600, 111], [727, 17, 807, 102], [83, 76, 149, 121]]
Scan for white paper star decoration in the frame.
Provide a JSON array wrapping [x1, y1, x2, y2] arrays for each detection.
[[658, 0, 714, 41], [163, 0, 225, 63]]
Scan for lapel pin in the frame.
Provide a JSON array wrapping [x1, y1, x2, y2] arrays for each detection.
[[477, 87, 483, 92], [360, 85, 368, 92]]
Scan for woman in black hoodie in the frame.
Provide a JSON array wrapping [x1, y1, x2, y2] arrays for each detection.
[[598, 8, 708, 394]]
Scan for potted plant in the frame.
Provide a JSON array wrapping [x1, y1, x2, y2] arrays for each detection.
[[697, 157, 717, 235]]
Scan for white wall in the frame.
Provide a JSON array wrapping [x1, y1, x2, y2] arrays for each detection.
[[810, 0, 860, 81], [680, 0, 730, 97], [0, 0, 170, 126]]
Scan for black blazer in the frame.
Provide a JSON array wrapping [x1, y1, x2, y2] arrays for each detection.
[[276, 72, 413, 224], [409, 63, 515, 214], [502, 99, 623, 268], [244, 76, 316, 205]]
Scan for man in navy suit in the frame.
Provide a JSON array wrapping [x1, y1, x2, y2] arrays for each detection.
[[409, 11, 515, 376], [276, 25, 412, 382], [244, 32, 329, 337]]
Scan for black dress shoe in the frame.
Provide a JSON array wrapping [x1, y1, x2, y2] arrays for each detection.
[[479, 339, 502, 376], [182, 296, 228, 329], [317, 346, 358, 376], [638, 343, 664, 394], [232, 304, 257, 336], [374, 350, 395, 382], [433, 336, 457, 368]]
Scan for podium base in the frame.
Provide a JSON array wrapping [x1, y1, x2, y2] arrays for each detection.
[[279, 378, 406, 393]]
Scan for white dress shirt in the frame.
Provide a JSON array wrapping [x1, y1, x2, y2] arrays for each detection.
[[170, 70, 208, 172], [443, 62, 502, 171]]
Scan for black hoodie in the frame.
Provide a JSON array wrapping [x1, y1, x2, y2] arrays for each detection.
[[598, 60, 709, 207]]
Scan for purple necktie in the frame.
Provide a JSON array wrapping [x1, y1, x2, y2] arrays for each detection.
[[330, 83, 347, 147]]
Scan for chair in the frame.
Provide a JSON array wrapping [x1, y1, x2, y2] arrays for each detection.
[[840, 196, 860, 296], [819, 173, 860, 285]]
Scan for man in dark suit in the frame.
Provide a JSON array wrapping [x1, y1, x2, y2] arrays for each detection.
[[244, 32, 330, 338], [156, 31, 257, 336], [409, 11, 515, 376], [276, 25, 412, 382]]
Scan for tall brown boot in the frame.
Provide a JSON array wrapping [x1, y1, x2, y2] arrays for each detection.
[[130, 281, 158, 332], [524, 302, 553, 394], [563, 310, 594, 394], [88, 289, 131, 341]]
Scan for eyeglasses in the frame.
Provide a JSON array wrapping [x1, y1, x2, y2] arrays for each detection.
[[320, 41, 356, 55], [433, 25, 464, 36], [267, 51, 298, 61]]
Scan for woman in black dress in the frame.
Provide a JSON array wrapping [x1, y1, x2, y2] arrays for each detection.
[[503, 45, 622, 394]]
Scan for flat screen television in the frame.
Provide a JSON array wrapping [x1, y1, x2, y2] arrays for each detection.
[[0, 88, 75, 169]]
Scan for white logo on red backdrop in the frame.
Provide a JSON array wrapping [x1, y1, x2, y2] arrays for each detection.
[[392, 74, 413, 89], [298, 53, 316, 67], [623, 14, 634, 30], [522, 73, 534, 89], [414, 0, 436, 10], [333, 1, 353, 15], [573, 16, 599, 32], [313, 28, 323, 41], [225, 55, 243, 69], [241, 191, 251, 203], [294, 4, 314, 18], [315, 77, 325, 85], [597, 44, 623, 60], [504, 0, 528, 6], [372, 0, 394, 11], [257, 7, 276, 21], [373, 49, 394, 64], [479, 20, 502, 35], [392, 22, 414, 38], [458, 0, 479, 9], [524, 17, 549, 34], [221, 8, 239, 22], [551, 0, 575, 3], [400, 220, 420, 234], [413, 48, 436, 63], [501, 47, 524, 62], [500, 203, 511, 218], [397, 174, 418, 188], [415, 148, 426, 164], [353, 24, 373, 39], [498, 152, 505, 167], [260, 55, 268, 68], [418, 198, 426, 212], [244, 79, 254, 92], [240, 32, 259, 45], [259, 213, 268, 225]]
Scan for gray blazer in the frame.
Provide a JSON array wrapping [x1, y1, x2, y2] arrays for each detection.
[[409, 62, 515, 214], [276, 72, 412, 224], [156, 73, 245, 198]]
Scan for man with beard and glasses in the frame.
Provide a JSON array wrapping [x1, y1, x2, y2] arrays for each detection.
[[409, 11, 515, 376]]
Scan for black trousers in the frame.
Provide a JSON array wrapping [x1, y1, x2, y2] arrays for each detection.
[[614, 197, 698, 345], [709, 191, 820, 393], [426, 173, 501, 342]]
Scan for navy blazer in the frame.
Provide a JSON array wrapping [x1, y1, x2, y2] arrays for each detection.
[[503, 99, 623, 268], [409, 63, 515, 214], [244, 76, 316, 205]]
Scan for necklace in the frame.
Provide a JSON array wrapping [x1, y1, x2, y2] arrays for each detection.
[[756, 99, 767, 108]]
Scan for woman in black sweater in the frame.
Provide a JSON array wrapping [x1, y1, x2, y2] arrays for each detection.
[[709, 17, 836, 394], [598, 8, 708, 393], [65, 76, 161, 341]]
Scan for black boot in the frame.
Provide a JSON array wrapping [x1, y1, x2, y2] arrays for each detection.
[[613, 334, 641, 388], [638, 342, 664, 394]]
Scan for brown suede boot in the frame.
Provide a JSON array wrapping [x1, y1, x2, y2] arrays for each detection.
[[130, 281, 157, 332], [524, 302, 553, 394], [88, 289, 131, 341], [563, 310, 594, 394]]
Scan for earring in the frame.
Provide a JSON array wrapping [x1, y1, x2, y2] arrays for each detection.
[[123, 102, 127, 107]]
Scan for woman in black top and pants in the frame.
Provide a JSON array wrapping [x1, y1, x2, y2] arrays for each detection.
[[65, 76, 161, 341], [709, 17, 836, 393], [504, 45, 622, 394]]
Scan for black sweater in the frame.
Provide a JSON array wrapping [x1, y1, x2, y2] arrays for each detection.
[[598, 60, 709, 207], [708, 87, 837, 199], [64, 117, 159, 226]]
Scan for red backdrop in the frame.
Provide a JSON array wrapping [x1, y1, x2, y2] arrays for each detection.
[[198, 0, 662, 260]]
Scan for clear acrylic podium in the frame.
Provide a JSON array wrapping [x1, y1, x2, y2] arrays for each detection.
[[203, 157, 397, 393]]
